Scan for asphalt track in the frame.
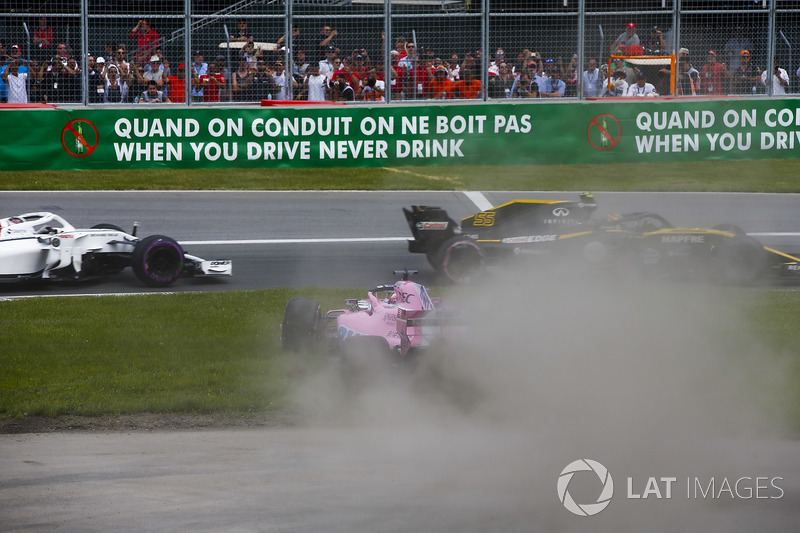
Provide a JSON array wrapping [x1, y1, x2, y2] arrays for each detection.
[[2, 191, 800, 531], [1, 190, 799, 296]]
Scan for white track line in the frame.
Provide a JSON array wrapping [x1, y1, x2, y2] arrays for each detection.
[[180, 237, 408, 245], [464, 191, 494, 211]]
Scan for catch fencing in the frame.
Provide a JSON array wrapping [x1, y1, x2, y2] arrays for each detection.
[[1, 1, 799, 104]]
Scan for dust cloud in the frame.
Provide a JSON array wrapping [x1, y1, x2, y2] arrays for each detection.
[[286, 265, 795, 533]]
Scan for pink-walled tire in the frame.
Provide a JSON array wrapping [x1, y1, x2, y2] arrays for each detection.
[[131, 235, 185, 287]]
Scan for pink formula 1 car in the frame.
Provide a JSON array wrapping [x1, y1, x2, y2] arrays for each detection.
[[281, 270, 454, 358]]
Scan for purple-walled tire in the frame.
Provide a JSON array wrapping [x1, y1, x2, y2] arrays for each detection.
[[131, 235, 185, 287]]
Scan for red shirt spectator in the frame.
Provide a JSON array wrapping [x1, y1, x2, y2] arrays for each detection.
[[201, 61, 226, 102], [167, 64, 186, 103], [129, 19, 160, 64], [200, 72, 225, 102], [33, 17, 54, 58], [700, 51, 728, 95]]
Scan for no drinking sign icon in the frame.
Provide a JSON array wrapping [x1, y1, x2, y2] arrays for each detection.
[[62, 119, 99, 157], [587, 114, 621, 151]]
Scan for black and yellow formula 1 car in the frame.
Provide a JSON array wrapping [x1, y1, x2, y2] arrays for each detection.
[[403, 194, 800, 284]]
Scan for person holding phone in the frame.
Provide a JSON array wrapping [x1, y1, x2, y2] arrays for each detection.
[[762, 58, 789, 95]]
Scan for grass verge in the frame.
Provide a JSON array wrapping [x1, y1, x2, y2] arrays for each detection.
[[1, 288, 799, 430], [2, 159, 800, 192]]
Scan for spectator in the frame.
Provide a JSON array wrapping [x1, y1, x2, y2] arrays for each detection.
[[429, 65, 455, 99], [700, 51, 729, 95], [143, 54, 167, 94], [583, 57, 603, 97], [129, 19, 160, 64], [400, 43, 427, 99], [388, 51, 403, 98], [676, 56, 701, 96], [104, 41, 117, 63], [231, 58, 254, 101], [510, 69, 538, 98], [241, 42, 261, 69], [454, 68, 481, 99], [102, 64, 128, 103], [89, 56, 106, 103], [318, 45, 337, 78], [362, 75, 383, 101], [32, 17, 55, 61], [293, 49, 310, 85], [487, 62, 513, 98], [645, 26, 667, 55], [330, 72, 354, 101], [460, 51, 477, 80], [604, 69, 628, 96], [724, 27, 754, 70], [317, 25, 339, 62], [762, 58, 789, 95], [27, 60, 45, 102], [154, 47, 171, 78], [394, 36, 408, 58], [276, 24, 304, 55], [190, 51, 208, 102], [231, 19, 253, 43], [129, 61, 147, 102], [335, 56, 358, 91], [611, 22, 640, 54], [447, 53, 461, 81], [541, 66, 566, 97], [46, 52, 80, 102], [561, 55, 579, 97], [167, 64, 186, 103], [253, 62, 278, 100], [678, 47, 692, 66], [732, 50, 761, 94], [430, 56, 444, 78], [366, 67, 385, 98], [609, 56, 626, 79], [327, 57, 343, 85], [55, 42, 71, 64], [304, 64, 327, 101], [0, 45, 28, 102], [488, 48, 505, 76], [139, 79, 170, 103], [512, 50, 530, 75], [2, 59, 28, 103], [410, 52, 432, 100], [398, 42, 417, 75], [201, 58, 226, 103], [272, 61, 297, 100], [626, 71, 658, 96], [111, 46, 129, 70], [350, 50, 370, 88]]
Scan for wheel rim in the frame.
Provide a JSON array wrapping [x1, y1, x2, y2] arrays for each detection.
[[443, 242, 484, 282], [145, 242, 183, 282]]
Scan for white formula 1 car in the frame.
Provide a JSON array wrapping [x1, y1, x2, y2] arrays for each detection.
[[0, 212, 232, 287]]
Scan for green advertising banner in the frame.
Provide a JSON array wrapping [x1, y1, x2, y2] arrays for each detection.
[[1, 100, 799, 171]]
